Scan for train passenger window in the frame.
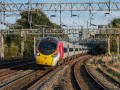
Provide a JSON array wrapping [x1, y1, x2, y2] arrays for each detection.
[[69, 48, 73, 52], [64, 48, 67, 52], [75, 48, 78, 51], [79, 48, 81, 51]]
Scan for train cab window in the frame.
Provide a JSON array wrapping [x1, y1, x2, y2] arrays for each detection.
[[64, 48, 67, 52], [69, 48, 73, 52], [38, 41, 57, 55], [79, 48, 81, 51], [75, 48, 78, 51]]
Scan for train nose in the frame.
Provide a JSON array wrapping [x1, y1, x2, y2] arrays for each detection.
[[36, 55, 53, 66], [44, 57, 47, 60]]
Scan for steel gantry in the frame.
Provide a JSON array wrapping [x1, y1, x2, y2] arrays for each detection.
[[0, 2, 120, 12]]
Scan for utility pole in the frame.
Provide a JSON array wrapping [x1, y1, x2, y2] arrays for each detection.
[[117, 36, 119, 56], [21, 30, 25, 58], [108, 35, 111, 56], [34, 37, 36, 55], [0, 0, 3, 24], [28, 0, 32, 29], [109, 0, 111, 12], [87, 20, 89, 29], [0, 31, 4, 59], [43, 28, 45, 38], [81, 26, 84, 41], [60, 1, 62, 27], [89, 0, 92, 27]]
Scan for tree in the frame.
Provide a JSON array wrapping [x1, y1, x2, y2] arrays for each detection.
[[6, 9, 68, 59], [14, 9, 61, 29], [107, 18, 120, 56], [110, 18, 120, 28]]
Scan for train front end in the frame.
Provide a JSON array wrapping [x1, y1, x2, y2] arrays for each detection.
[[35, 37, 61, 66]]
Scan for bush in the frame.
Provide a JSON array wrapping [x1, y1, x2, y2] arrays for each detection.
[[4, 43, 20, 59], [93, 42, 107, 55]]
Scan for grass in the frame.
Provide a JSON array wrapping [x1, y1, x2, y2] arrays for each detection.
[[92, 55, 120, 83], [86, 63, 97, 69], [78, 63, 83, 66], [97, 66, 120, 83]]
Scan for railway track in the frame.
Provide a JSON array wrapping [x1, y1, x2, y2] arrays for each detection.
[[0, 55, 93, 90], [0, 64, 53, 90], [28, 55, 90, 90], [0, 59, 35, 76], [73, 56, 106, 90], [0, 59, 37, 89], [0, 63, 36, 80], [0, 58, 34, 68], [1, 55, 117, 90]]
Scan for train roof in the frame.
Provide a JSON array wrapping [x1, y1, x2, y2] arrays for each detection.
[[40, 36, 59, 42]]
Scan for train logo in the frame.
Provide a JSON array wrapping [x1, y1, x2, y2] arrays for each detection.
[[44, 57, 47, 60]]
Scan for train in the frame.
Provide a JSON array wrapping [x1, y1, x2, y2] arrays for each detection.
[[34, 37, 89, 66]]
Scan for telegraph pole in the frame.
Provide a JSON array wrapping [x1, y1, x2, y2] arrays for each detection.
[[109, 0, 111, 12], [21, 30, 25, 58], [0, 31, 4, 59], [28, 0, 32, 29], [34, 37, 36, 55], [108, 36, 111, 56], [60, 1, 62, 27], [117, 36, 119, 56]]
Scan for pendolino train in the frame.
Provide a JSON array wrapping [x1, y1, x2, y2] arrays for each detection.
[[35, 37, 89, 66]]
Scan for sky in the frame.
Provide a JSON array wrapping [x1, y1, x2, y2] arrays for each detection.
[[0, 0, 120, 29]]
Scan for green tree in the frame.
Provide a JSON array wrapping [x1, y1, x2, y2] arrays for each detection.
[[110, 18, 120, 28], [14, 10, 61, 29], [6, 9, 68, 59]]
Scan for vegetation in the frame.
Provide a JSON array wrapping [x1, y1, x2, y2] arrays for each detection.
[[5, 9, 68, 59], [4, 35, 21, 59], [90, 56, 120, 83], [96, 18, 120, 55], [92, 41, 107, 55], [109, 18, 120, 54], [89, 18, 120, 83], [14, 10, 61, 29], [110, 18, 120, 28]]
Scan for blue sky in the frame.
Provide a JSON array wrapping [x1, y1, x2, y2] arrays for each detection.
[[1, 0, 120, 29]]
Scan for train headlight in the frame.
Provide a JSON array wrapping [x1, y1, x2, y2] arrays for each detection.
[[37, 53, 40, 56], [36, 50, 40, 56], [52, 53, 57, 57]]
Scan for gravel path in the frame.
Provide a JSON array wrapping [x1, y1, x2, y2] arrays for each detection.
[[37, 66, 69, 90]]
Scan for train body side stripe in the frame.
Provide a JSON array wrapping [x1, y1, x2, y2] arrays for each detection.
[[57, 41, 64, 60], [52, 53, 60, 66]]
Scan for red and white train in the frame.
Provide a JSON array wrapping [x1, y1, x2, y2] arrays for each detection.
[[35, 37, 88, 66]]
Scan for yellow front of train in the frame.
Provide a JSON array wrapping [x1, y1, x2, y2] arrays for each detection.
[[35, 49, 57, 66], [34, 37, 59, 66]]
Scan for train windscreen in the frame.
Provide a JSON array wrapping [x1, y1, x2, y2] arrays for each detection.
[[38, 41, 57, 55]]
